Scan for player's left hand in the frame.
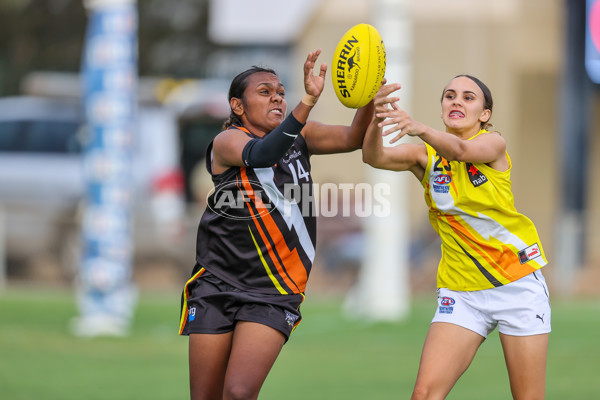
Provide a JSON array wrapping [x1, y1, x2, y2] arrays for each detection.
[[304, 49, 327, 98]]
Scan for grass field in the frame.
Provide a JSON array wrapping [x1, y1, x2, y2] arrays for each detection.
[[0, 286, 599, 399]]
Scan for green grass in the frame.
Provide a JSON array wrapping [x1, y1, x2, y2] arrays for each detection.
[[0, 287, 599, 399]]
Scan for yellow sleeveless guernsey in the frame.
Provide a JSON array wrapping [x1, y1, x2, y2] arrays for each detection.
[[421, 130, 547, 291]]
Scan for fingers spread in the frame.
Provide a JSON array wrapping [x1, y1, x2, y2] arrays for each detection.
[[319, 63, 327, 77], [389, 132, 403, 143]]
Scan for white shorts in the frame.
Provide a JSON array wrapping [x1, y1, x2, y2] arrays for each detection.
[[431, 270, 551, 338]]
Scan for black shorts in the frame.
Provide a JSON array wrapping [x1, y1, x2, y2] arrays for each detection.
[[179, 267, 304, 341]]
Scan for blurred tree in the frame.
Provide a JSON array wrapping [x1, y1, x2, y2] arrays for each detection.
[[0, 0, 86, 95], [138, 0, 210, 78], [0, 0, 214, 96]]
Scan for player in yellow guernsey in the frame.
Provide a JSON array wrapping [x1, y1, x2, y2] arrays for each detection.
[[363, 75, 550, 400], [423, 135, 547, 291]]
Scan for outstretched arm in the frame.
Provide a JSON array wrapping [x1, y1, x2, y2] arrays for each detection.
[[380, 103, 507, 168], [300, 50, 376, 155], [302, 102, 375, 155], [361, 82, 427, 180]]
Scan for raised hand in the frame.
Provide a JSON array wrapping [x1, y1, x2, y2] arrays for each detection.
[[372, 81, 400, 118], [374, 83, 427, 143], [303, 49, 327, 98]]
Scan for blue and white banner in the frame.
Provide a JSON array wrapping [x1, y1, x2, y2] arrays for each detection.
[[76, 0, 137, 336]]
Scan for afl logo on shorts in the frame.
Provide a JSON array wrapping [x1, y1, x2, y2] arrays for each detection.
[[439, 296, 455, 314], [440, 297, 455, 306], [433, 174, 451, 185]]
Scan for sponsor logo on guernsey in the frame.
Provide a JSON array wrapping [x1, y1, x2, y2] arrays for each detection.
[[282, 149, 302, 164], [439, 296, 455, 314], [466, 163, 488, 187], [284, 310, 299, 327], [433, 174, 451, 193], [518, 243, 542, 264]]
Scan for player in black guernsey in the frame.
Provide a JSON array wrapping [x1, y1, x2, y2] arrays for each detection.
[[195, 128, 316, 296], [179, 49, 375, 400]]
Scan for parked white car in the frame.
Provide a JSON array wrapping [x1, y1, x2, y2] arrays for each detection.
[[0, 96, 187, 280]]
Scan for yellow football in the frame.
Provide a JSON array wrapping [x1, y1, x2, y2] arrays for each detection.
[[331, 23, 386, 108]]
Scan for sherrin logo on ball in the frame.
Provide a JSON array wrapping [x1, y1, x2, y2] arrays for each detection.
[[331, 23, 386, 108]]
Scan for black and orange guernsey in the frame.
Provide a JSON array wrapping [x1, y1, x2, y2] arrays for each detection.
[[195, 125, 316, 295]]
